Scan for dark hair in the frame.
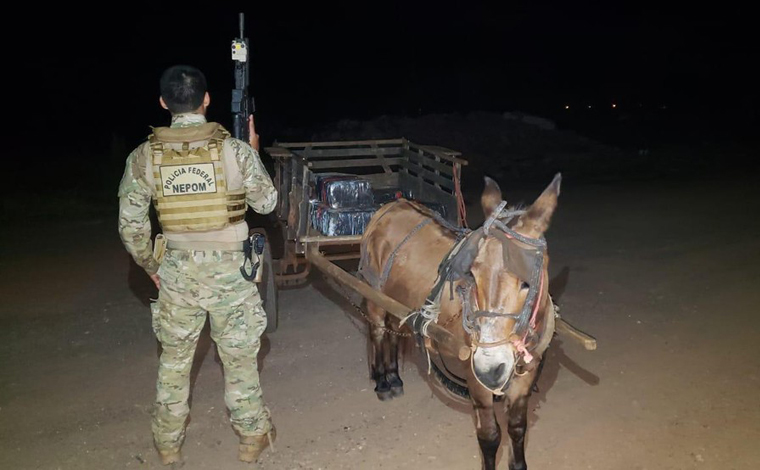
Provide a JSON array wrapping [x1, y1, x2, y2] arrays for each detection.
[[159, 65, 207, 114]]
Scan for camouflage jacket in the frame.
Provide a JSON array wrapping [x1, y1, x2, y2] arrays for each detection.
[[117, 113, 277, 275]]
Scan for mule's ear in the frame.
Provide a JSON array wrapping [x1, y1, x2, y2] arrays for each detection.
[[481, 176, 503, 219], [515, 173, 561, 238]]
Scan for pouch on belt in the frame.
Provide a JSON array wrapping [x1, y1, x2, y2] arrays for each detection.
[[153, 234, 167, 264], [241, 232, 266, 283]]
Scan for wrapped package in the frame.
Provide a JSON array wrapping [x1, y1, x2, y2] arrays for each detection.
[[313, 173, 374, 208], [310, 200, 377, 236], [373, 187, 448, 219], [372, 188, 405, 205]]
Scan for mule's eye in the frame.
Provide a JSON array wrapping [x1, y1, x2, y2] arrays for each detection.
[[520, 282, 530, 290]]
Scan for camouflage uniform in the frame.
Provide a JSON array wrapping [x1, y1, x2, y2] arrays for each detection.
[[117, 113, 277, 452]]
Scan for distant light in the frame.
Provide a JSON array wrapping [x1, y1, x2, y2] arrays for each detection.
[[588, 105, 592, 109], [565, 105, 570, 110], [612, 103, 617, 108]]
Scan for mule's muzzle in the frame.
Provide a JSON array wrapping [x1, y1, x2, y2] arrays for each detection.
[[472, 346, 515, 393], [481, 363, 508, 390]]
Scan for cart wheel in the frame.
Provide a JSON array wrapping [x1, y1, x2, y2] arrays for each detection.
[[260, 239, 279, 333]]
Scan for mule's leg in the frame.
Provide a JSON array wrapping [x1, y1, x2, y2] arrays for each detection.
[[385, 327, 404, 397], [366, 301, 392, 401], [505, 366, 541, 470], [507, 395, 529, 470], [471, 385, 501, 470]]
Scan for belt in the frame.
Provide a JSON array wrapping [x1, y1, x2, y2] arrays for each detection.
[[166, 240, 245, 251]]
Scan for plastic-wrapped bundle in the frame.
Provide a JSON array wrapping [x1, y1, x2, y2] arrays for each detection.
[[310, 200, 377, 236], [372, 188, 405, 205], [313, 173, 374, 208], [372, 187, 448, 219]]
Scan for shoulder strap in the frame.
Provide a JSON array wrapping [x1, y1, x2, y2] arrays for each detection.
[[152, 122, 222, 143], [148, 134, 164, 165]]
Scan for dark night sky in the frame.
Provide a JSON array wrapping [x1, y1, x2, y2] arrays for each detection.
[[3, 2, 757, 191]]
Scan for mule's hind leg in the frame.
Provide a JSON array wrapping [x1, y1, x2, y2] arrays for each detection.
[[366, 301, 392, 401], [385, 325, 404, 397]]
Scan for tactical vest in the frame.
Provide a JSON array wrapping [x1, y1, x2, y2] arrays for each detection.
[[149, 123, 246, 233]]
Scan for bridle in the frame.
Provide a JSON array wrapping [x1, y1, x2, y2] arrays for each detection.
[[411, 200, 549, 392], [459, 201, 547, 364]]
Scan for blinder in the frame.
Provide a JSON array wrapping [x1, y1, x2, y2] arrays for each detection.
[[458, 206, 547, 349]]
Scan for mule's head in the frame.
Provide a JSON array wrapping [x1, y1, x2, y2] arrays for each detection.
[[469, 174, 560, 392]]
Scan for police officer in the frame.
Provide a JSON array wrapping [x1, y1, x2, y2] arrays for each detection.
[[118, 65, 277, 465]]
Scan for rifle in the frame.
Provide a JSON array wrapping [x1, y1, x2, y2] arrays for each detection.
[[231, 12, 255, 141]]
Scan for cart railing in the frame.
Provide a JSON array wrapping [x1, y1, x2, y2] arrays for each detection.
[[266, 138, 468, 253]]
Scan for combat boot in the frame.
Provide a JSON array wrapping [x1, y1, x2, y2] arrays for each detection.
[[158, 448, 182, 466], [238, 426, 276, 463]]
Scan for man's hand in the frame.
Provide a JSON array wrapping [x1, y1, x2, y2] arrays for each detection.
[[248, 114, 260, 152], [150, 273, 161, 290]]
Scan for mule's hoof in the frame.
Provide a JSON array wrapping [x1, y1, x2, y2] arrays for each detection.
[[158, 449, 182, 466], [374, 379, 391, 401], [387, 375, 404, 397]]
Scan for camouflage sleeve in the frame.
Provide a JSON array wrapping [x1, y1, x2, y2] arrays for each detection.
[[229, 138, 278, 214], [117, 146, 160, 275]]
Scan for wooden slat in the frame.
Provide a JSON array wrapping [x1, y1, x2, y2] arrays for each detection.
[[278, 138, 404, 148], [295, 147, 400, 158], [364, 172, 399, 189], [300, 235, 363, 245], [417, 144, 461, 157], [371, 142, 393, 174], [400, 160, 455, 190], [307, 157, 404, 169], [404, 149, 456, 175], [556, 316, 597, 350], [265, 147, 293, 158], [407, 143, 468, 165], [322, 252, 361, 261]]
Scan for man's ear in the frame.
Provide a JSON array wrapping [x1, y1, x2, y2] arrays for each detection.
[[203, 92, 210, 107], [159, 96, 169, 110]]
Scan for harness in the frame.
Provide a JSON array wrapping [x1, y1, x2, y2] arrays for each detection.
[[358, 200, 467, 290]]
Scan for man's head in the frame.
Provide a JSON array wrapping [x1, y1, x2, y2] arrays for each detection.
[[159, 65, 210, 115]]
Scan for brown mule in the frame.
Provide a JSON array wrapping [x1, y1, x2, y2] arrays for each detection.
[[359, 175, 561, 470]]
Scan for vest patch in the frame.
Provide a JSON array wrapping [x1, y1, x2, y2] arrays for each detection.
[[159, 163, 217, 196]]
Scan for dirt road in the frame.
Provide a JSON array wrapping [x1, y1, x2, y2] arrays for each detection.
[[1, 175, 758, 470]]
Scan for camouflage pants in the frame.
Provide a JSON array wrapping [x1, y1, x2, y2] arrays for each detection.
[[150, 249, 271, 451]]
